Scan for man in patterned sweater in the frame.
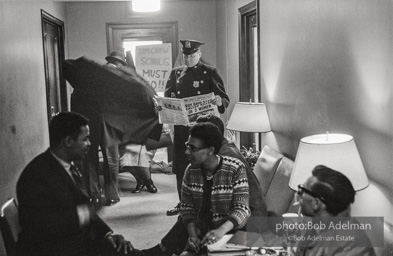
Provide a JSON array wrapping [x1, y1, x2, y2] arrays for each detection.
[[180, 122, 250, 255], [142, 116, 267, 256]]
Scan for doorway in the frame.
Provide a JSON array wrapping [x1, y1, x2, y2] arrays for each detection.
[[106, 22, 178, 162], [41, 10, 67, 124], [239, 1, 260, 150], [106, 22, 178, 66]]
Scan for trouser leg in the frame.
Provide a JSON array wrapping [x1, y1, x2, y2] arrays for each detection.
[[173, 125, 190, 201], [161, 217, 189, 255], [102, 145, 120, 200], [134, 166, 151, 180], [81, 143, 101, 200], [176, 173, 183, 199]]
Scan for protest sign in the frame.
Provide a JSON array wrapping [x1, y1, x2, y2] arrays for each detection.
[[135, 43, 172, 93]]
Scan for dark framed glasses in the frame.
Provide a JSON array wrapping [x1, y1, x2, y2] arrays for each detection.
[[185, 142, 207, 153], [297, 184, 327, 203]]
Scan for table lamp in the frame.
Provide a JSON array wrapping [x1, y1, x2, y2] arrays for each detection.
[[226, 102, 271, 151], [289, 133, 369, 191], [226, 102, 271, 133]]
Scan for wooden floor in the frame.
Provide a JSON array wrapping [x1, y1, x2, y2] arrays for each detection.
[[98, 172, 179, 250]]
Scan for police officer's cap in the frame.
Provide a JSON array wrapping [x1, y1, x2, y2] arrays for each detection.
[[180, 39, 205, 55]]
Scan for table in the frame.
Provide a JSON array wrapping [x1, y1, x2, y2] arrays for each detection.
[[207, 231, 288, 256]]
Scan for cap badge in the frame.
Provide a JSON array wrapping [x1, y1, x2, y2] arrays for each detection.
[[193, 81, 200, 88], [185, 41, 191, 48]]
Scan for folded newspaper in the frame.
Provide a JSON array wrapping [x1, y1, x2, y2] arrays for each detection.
[[156, 92, 219, 126], [207, 231, 287, 255]]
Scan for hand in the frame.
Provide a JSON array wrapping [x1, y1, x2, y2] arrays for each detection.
[[153, 97, 163, 112], [211, 95, 222, 106], [106, 234, 134, 254], [201, 228, 225, 247], [187, 236, 202, 253]]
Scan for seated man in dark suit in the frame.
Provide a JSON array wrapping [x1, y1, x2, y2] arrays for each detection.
[[142, 114, 268, 256], [292, 165, 375, 256], [16, 112, 143, 256]]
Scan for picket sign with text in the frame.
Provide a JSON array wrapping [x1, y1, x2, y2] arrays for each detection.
[[135, 43, 172, 93]]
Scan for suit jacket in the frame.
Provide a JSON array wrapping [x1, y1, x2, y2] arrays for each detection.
[[16, 150, 112, 256]]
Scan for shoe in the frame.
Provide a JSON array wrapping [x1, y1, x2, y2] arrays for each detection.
[[166, 203, 180, 216], [132, 182, 145, 193], [105, 198, 120, 206], [145, 179, 157, 193]]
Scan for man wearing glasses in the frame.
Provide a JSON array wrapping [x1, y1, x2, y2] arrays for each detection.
[[292, 165, 375, 256], [164, 39, 229, 216], [142, 115, 266, 256], [179, 122, 250, 256]]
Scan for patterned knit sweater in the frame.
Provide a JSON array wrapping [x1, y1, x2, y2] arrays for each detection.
[[180, 155, 250, 231]]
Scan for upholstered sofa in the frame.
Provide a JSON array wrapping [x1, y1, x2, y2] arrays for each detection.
[[253, 145, 296, 216]]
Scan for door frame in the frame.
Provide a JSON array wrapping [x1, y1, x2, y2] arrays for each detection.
[[239, 1, 259, 102], [41, 10, 67, 123], [238, 1, 260, 149], [106, 22, 178, 66]]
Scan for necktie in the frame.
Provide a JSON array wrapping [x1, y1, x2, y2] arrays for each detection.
[[70, 164, 92, 200], [70, 164, 83, 190]]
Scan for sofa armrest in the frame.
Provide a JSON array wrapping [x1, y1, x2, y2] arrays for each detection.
[[253, 146, 284, 196], [264, 157, 296, 216]]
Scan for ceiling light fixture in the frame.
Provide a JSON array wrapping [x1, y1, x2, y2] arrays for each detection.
[[132, 0, 161, 13]]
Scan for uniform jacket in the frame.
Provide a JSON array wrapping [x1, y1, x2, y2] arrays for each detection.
[[165, 61, 230, 175], [16, 150, 111, 256], [164, 61, 229, 113]]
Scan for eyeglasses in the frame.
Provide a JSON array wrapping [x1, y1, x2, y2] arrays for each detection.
[[185, 142, 207, 153], [297, 184, 327, 203]]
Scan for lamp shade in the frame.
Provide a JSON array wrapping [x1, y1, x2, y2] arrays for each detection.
[[289, 133, 369, 191], [132, 0, 160, 12], [226, 102, 271, 133]]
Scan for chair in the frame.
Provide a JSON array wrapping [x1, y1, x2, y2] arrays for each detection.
[[253, 146, 283, 196], [0, 198, 21, 256], [264, 157, 296, 216]]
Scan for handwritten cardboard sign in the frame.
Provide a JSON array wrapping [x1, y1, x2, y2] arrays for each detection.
[[135, 43, 172, 92]]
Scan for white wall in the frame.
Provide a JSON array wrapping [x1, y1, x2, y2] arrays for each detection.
[[258, 0, 393, 222], [215, 0, 255, 123], [0, 2, 67, 254], [65, 1, 217, 66]]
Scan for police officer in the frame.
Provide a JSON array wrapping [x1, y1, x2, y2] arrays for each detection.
[[164, 39, 229, 216]]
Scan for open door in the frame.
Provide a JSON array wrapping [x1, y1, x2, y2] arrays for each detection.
[[41, 10, 67, 124]]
